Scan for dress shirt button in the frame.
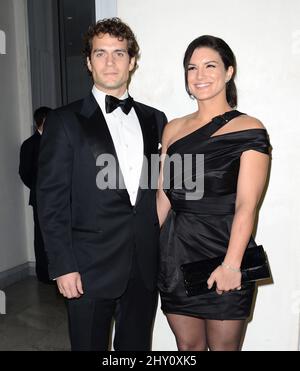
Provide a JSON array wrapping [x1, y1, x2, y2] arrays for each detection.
[[133, 209, 137, 215]]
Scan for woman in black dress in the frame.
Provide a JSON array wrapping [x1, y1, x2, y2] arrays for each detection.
[[157, 35, 270, 351]]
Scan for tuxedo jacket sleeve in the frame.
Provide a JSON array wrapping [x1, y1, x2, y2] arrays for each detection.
[[37, 110, 79, 277]]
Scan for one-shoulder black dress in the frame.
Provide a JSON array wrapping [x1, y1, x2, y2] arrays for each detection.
[[158, 110, 270, 320]]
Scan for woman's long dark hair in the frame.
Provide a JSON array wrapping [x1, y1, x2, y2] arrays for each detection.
[[183, 35, 237, 108]]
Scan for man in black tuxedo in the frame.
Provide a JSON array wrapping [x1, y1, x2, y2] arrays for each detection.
[[37, 18, 167, 351], [19, 106, 52, 283]]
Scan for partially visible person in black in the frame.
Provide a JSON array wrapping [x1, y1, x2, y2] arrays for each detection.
[[19, 106, 52, 283]]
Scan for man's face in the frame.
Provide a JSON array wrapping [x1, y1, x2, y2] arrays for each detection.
[[87, 33, 135, 97]]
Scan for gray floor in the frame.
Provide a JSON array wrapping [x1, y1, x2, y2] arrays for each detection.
[[0, 277, 70, 351]]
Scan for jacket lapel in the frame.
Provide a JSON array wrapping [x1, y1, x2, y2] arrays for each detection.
[[134, 102, 159, 206], [77, 93, 130, 203]]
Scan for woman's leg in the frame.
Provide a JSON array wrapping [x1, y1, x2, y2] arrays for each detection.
[[206, 319, 246, 351], [166, 313, 207, 351]]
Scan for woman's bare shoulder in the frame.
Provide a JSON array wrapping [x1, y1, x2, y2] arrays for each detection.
[[214, 113, 266, 136], [236, 114, 266, 130], [162, 114, 193, 144]]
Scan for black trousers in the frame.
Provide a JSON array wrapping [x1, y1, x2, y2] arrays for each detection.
[[66, 254, 158, 351], [32, 206, 50, 282]]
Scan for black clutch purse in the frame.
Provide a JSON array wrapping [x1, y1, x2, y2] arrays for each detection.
[[181, 245, 271, 296]]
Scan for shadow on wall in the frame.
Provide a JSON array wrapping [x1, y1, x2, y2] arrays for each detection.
[[0, 30, 6, 54]]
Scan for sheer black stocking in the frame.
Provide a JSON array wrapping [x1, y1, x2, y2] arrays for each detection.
[[166, 314, 207, 351], [206, 319, 245, 351], [166, 313, 246, 351]]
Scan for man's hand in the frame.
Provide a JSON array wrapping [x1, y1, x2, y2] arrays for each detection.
[[56, 272, 84, 299]]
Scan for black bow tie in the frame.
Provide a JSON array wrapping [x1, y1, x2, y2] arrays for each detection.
[[105, 95, 134, 115]]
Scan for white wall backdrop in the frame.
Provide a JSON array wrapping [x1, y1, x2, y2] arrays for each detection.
[[118, 0, 300, 350], [95, 0, 117, 21]]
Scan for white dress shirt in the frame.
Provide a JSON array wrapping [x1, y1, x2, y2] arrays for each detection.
[[92, 86, 144, 206]]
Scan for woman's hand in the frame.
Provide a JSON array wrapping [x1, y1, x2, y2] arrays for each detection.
[[207, 265, 242, 295]]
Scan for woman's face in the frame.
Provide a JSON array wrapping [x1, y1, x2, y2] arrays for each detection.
[[187, 47, 233, 103]]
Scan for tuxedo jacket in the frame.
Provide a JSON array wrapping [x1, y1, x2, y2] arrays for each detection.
[[37, 93, 167, 298], [19, 131, 41, 207]]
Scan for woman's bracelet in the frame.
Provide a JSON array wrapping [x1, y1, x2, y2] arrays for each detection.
[[221, 262, 241, 273]]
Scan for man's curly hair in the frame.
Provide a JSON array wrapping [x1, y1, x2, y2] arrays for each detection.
[[83, 17, 140, 75]]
